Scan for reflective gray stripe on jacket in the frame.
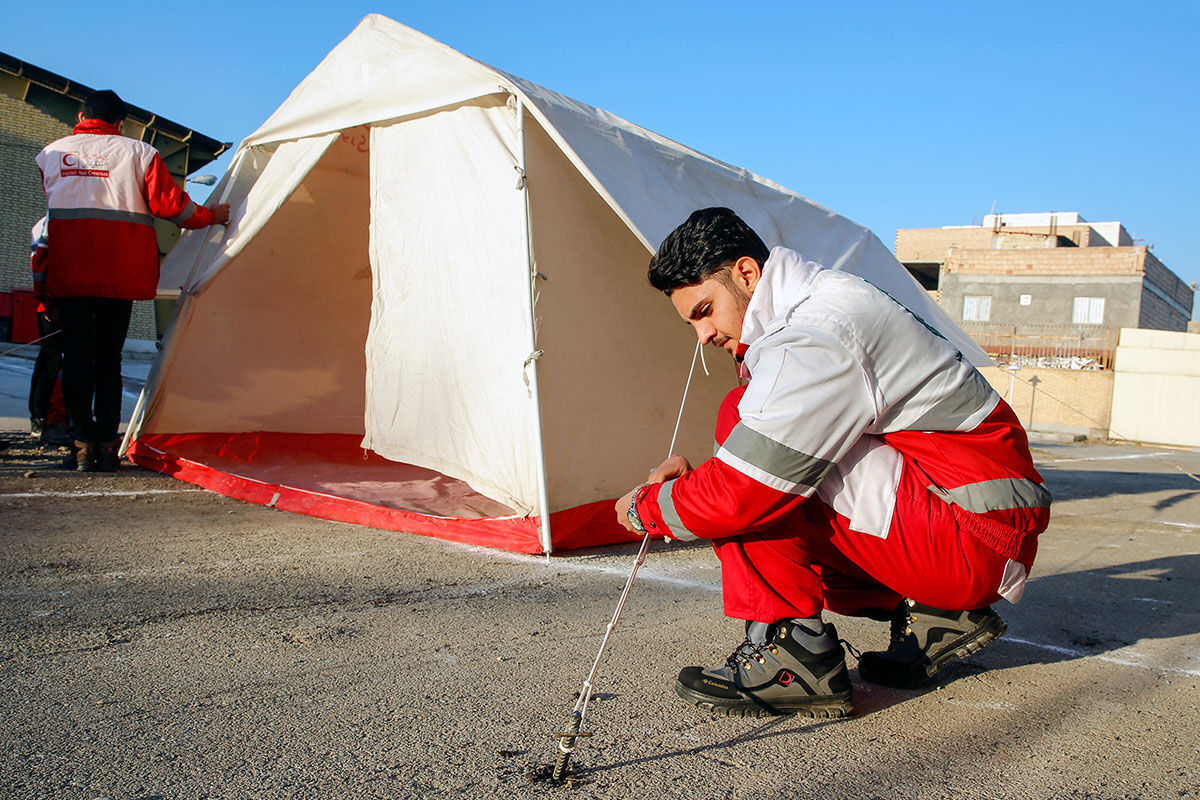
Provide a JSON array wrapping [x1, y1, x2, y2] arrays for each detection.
[[657, 479, 699, 541], [170, 200, 198, 225], [48, 207, 155, 226], [928, 477, 1052, 514]]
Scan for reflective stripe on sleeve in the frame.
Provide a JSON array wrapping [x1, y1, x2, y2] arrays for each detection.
[[657, 479, 699, 541], [907, 371, 998, 432], [928, 477, 1052, 514], [170, 200, 197, 225], [718, 423, 832, 494], [48, 207, 155, 226]]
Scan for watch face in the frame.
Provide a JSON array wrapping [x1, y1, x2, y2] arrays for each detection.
[[628, 497, 646, 532]]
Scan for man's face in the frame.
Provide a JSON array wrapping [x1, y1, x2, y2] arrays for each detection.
[[669, 257, 760, 356]]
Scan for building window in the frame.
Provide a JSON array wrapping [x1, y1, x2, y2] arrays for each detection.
[[962, 295, 991, 322], [1072, 296, 1105, 325]]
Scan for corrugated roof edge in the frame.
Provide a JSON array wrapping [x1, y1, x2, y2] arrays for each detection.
[[0, 50, 231, 169]]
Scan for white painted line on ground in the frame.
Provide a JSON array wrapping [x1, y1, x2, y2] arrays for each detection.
[[1005, 635, 1200, 677], [452, 541, 722, 592], [553, 558, 722, 592], [0, 488, 204, 499], [1161, 521, 1200, 531], [1039, 452, 1172, 465]]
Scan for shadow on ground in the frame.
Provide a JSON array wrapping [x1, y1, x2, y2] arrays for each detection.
[[1040, 465, 1200, 505]]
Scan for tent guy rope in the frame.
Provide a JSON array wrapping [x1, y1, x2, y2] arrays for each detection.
[[550, 340, 704, 784]]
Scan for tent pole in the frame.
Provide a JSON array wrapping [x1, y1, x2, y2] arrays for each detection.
[[514, 93, 555, 557]]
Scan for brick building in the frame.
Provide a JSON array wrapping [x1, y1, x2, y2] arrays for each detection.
[[0, 52, 228, 343], [897, 212, 1194, 343]]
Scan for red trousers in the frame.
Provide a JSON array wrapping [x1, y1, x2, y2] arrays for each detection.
[[711, 388, 1037, 623]]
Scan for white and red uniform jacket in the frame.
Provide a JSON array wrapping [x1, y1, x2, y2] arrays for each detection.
[[634, 247, 1051, 562], [36, 118, 215, 300]]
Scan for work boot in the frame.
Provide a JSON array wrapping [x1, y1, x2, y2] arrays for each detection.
[[64, 441, 98, 472], [96, 440, 121, 473], [857, 599, 1007, 689], [674, 619, 853, 718]]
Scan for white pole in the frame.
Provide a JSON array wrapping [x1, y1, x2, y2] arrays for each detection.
[[513, 93, 555, 556]]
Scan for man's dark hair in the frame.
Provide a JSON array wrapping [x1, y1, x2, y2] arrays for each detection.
[[82, 90, 127, 124], [647, 207, 771, 294]]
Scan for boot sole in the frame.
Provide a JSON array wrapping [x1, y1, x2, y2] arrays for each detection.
[[673, 680, 853, 719], [860, 615, 1008, 690]]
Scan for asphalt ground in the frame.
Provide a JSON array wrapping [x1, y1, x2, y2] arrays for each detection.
[[0, 352, 1197, 799]]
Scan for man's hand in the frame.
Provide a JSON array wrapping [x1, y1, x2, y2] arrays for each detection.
[[613, 455, 694, 534], [211, 203, 231, 226], [647, 454, 692, 483]]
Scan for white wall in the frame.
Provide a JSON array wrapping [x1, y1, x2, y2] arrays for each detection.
[[1109, 328, 1200, 447]]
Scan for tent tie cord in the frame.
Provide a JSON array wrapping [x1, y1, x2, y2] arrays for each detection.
[[522, 349, 544, 396], [514, 165, 526, 190]]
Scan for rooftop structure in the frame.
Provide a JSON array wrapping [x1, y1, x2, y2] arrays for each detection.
[[0, 51, 230, 342], [898, 212, 1191, 329]]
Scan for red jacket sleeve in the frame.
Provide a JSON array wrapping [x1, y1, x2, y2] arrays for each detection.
[[144, 153, 215, 229], [635, 453, 810, 542]]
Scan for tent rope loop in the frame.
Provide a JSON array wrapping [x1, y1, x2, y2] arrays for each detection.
[[522, 349, 545, 396], [514, 166, 527, 190]]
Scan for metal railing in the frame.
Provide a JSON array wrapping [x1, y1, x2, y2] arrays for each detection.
[[960, 323, 1117, 370]]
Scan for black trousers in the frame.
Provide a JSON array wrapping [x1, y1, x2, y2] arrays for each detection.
[[57, 297, 133, 444], [28, 308, 63, 423]]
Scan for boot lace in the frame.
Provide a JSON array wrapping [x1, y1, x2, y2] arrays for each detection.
[[840, 638, 862, 661], [726, 637, 777, 672]]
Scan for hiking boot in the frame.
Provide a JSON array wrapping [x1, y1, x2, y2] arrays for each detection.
[[857, 599, 1007, 689], [64, 441, 98, 472], [675, 619, 853, 718], [96, 440, 121, 473]]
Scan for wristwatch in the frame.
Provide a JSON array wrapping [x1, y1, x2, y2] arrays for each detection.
[[627, 486, 647, 533]]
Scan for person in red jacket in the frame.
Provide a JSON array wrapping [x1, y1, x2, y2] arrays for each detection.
[[615, 208, 1050, 718], [36, 90, 230, 472]]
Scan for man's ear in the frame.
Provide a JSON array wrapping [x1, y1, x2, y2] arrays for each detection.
[[77, 111, 86, 124], [731, 255, 762, 294]]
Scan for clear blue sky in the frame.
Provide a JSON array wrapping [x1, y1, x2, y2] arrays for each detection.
[[8, 1, 1197, 316]]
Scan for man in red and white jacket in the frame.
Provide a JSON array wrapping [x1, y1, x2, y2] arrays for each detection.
[[616, 207, 1050, 719], [36, 89, 229, 471]]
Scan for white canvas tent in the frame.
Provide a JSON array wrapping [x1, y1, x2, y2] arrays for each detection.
[[127, 14, 989, 554]]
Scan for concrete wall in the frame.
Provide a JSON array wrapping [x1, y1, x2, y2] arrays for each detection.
[[940, 271, 1143, 330], [1139, 249, 1194, 330], [1109, 329, 1200, 448], [0, 93, 156, 340], [898, 226, 1193, 334], [937, 247, 1192, 333], [979, 365, 1113, 435]]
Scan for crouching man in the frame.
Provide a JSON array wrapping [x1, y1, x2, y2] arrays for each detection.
[[616, 207, 1050, 718]]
